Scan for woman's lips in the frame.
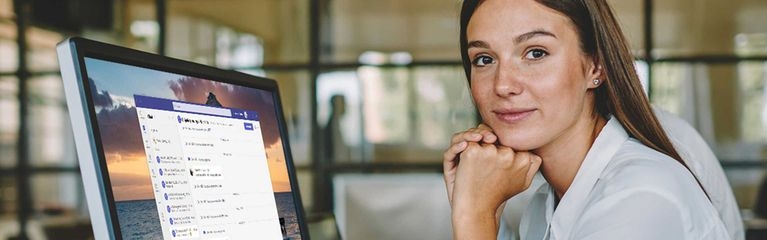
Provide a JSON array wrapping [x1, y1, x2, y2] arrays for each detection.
[[493, 108, 536, 123]]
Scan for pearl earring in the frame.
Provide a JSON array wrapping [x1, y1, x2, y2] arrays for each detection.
[[593, 79, 600, 85]]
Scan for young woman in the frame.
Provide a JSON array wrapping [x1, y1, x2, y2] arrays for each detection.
[[442, 0, 730, 239]]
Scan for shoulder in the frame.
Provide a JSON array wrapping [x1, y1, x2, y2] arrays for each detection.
[[596, 139, 704, 204], [605, 139, 689, 183], [588, 138, 721, 222], [573, 140, 728, 239]]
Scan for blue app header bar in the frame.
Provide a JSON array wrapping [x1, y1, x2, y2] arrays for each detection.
[[134, 95, 259, 121]]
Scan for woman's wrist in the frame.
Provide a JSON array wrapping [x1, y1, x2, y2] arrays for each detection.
[[452, 204, 499, 240]]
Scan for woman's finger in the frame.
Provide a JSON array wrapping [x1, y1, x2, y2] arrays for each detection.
[[476, 123, 497, 143], [451, 131, 482, 145], [443, 141, 468, 166]]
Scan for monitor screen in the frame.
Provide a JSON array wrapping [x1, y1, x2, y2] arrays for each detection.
[[57, 37, 307, 240]]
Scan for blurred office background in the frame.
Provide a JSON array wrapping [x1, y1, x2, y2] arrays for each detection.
[[1, 0, 767, 239]]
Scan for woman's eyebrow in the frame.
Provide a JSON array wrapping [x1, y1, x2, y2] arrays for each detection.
[[467, 40, 490, 49], [514, 29, 557, 44], [467, 30, 557, 50]]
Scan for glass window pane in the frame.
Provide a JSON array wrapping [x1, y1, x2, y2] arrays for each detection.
[[124, 0, 159, 53], [0, 38, 18, 72], [78, 0, 158, 53], [608, 0, 645, 57], [28, 76, 76, 167], [650, 62, 767, 161], [318, 65, 477, 164], [27, 47, 58, 72], [0, 0, 16, 72], [0, 0, 12, 18], [360, 66, 410, 145], [367, 66, 476, 163], [326, 0, 460, 63], [31, 174, 88, 219], [413, 67, 477, 149], [650, 63, 688, 114], [26, 28, 64, 72], [168, 0, 309, 65], [654, 0, 767, 57], [0, 77, 17, 168], [317, 69, 366, 163], [0, 175, 15, 214]]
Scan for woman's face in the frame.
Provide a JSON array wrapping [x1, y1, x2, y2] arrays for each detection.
[[467, 0, 600, 151]]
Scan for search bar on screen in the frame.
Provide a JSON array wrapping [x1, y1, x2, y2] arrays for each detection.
[[172, 102, 231, 117]]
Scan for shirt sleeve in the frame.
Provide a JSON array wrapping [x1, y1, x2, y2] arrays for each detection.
[[569, 190, 686, 240]]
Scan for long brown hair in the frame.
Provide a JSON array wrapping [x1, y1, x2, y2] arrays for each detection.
[[459, 0, 686, 168]]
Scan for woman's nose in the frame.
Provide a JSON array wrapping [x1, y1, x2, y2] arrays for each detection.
[[494, 62, 523, 96]]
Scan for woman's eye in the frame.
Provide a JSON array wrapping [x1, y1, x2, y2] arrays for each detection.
[[472, 55, 494, 67], [524, 49, 548, 60]]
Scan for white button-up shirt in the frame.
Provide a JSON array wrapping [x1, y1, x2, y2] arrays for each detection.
[[518, 117, 730, 240]]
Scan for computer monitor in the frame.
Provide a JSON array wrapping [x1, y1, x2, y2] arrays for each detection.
[[57, 37, 310, 240]]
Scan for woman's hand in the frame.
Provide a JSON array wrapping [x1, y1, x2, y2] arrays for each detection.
[[453, 143, 541, 211], [443, 124, 497, 206], [450, 143, 541, 239]]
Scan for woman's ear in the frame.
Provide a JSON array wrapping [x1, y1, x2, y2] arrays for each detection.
[[586, 58, 604, 90]]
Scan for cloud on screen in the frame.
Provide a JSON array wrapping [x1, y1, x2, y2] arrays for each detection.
[[96, 104, 144, 162], [89, 77, 114, 108], [168, 76, 281, 147]]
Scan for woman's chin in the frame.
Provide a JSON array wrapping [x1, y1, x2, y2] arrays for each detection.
[[497, 138, 538, 151]]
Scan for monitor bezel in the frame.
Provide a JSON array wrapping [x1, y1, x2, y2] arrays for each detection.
[[57, 37, 310, 240]]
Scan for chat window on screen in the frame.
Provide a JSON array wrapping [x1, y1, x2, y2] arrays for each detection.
[[134, 95, 282, 239]]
